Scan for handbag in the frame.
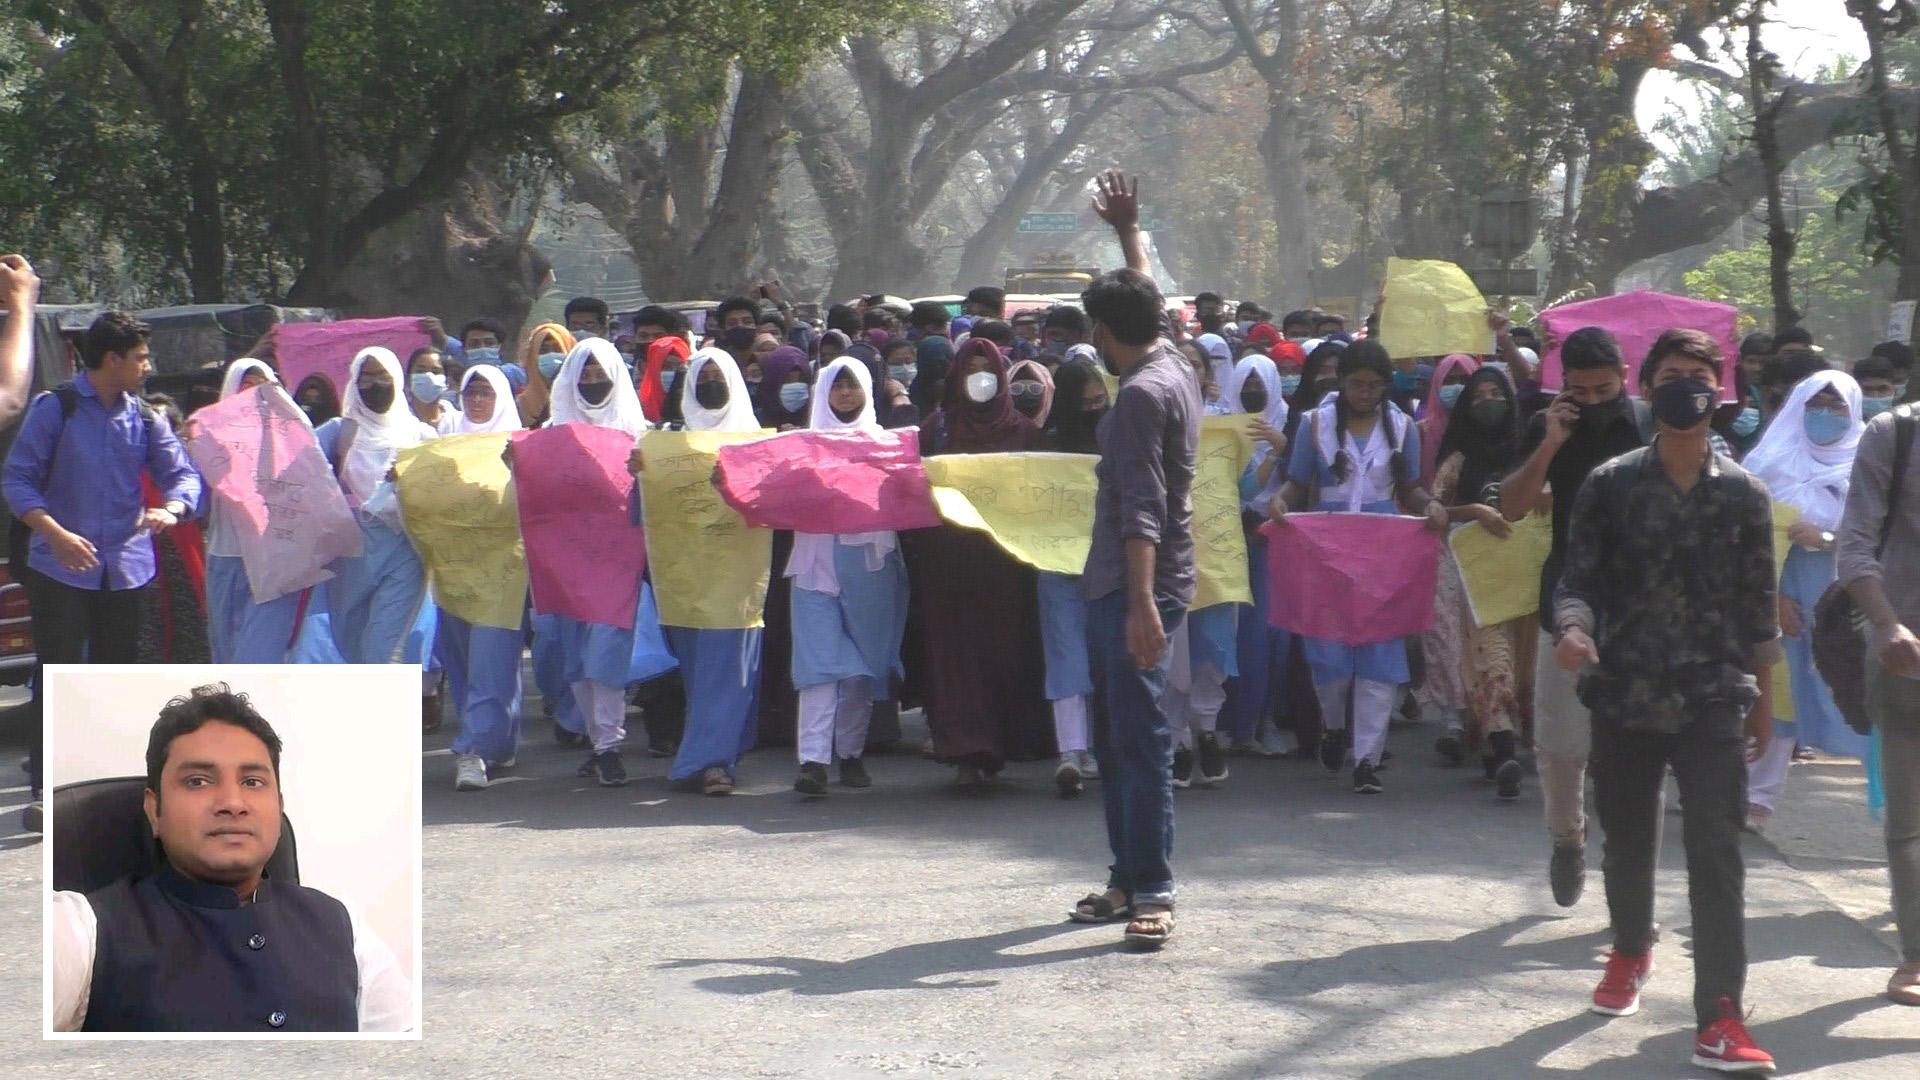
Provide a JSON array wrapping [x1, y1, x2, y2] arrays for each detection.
[[1811, 405, 1916, 735]]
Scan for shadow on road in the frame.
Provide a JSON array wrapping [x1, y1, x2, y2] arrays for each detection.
[[658, 922, 1112, 995]]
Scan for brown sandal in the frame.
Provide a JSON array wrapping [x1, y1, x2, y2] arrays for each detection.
[[1124, 908, 1174, 948]]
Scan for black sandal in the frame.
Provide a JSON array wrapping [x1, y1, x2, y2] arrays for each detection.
[[1069, 892, 1132, 924]]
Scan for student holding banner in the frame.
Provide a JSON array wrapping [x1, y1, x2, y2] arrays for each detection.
[[315, 348, 437, 672], [787, 357, 911, 795], [650, 348, 768, 797], [1270, 340, 1450, 796], [202, 359, 308, 664]]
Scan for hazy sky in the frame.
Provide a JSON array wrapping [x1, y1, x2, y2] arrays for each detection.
[[1638, 0, 1868, 143]]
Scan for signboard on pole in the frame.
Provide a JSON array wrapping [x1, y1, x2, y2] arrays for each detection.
[[1019, 213, 1081, 234], [1888, 300, 1917, 345]]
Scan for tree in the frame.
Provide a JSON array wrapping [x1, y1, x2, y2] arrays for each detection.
[[1843, 1, 1920, 302]]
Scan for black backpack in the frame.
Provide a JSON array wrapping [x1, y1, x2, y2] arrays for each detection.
[[4, 383, 160, 571]]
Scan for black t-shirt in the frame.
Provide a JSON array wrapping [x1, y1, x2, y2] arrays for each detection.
[[1519, 406, 1648, 618]]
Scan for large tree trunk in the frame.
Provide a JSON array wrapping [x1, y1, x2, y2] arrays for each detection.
[[182, 149, 228, 302], [678, 70, 786, 297], [1748, 5, 1800, 330], [1259, 86, 1316, 305]]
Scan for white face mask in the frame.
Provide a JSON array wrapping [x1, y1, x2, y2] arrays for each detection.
[[410, 371, 447, 403], [964, 371, 999, 404]]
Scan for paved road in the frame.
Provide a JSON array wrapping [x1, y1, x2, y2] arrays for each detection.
[[4, 699, 1918, 1077]]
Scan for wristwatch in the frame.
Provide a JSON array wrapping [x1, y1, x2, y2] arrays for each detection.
[[163, 500, 187, 519], [1820, 530, 1835, 548]]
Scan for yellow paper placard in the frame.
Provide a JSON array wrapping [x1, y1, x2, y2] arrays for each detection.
[[1381, 258, 1489, 360], [393, 433, 528, 631], [923, 453, 1098, 575], [640, 430, 773, 630], [1449, 510, 1552, 628], [1193, 415, 1254, 610], [1769, 501, 1801, 721]]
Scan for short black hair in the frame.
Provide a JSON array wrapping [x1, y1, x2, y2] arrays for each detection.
[[826, 304, 860, 335], [1194, 291, 1223, 306], [1509, 325, 1539, 348], [1044, 304, 1090, 338], [1280, 309, 1314, 334], [1639, 327, 1723, 387], [862, 307, 896, 331], [145, 683, 283, 802], [563, 296, 609, 324], [1870, 340, 1915, 371], [83, 311, 151, 370], [1739, 331, 1775, 358], [406, 345, 444, 373], [1313, 312, 1346, 330], [970, 319, 1014, 347], [757, 305, 788, 333], [460, 317, 506, 342], [1236, 300, 1263, 317], [910, 301, 951, 331], [1765, 345, 1828, 389], [1772, 325, 1814, 349], [631, 305, 688, 335], [964, 286, 1005, 314], [713, 295, 759, 326], [1081, 269, 1164, 347], [1010, 310, 1039, 326], [1561, 326, 1624, 371], [1855, 355, 1900, 385], [142, 393, 184, 431]]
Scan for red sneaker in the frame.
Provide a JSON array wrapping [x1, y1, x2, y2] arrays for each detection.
[[1590, 948, 1654, 1016], [1692, 996, 1775, 1074]]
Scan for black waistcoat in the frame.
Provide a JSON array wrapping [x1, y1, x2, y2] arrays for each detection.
[[82, 861, 359, 1032]]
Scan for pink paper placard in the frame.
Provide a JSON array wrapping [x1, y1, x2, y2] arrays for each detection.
[[714, 428, 941, 533], [512, 423, 646, 629], [270, 317, 434, 398], [1537, 291, 1740, 402], [1262, 513, 1442, 644]]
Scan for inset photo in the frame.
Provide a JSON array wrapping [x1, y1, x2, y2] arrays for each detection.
[[40, 665, 420, 1038]]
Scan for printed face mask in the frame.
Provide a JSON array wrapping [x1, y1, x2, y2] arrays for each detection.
[[410, 372, 447, 403], [1649, 376, 1716, 430], [965, 371, 999, 404], [779, 383, 810, 412]]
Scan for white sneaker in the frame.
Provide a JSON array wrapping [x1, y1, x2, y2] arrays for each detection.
[[454, 753, 488, 791], [1256, 726, 1298, 757], [1076, 750, 1100, 780]]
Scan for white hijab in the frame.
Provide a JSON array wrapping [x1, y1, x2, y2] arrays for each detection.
[[1196, 333, 1235, 396], [547, 337, 648, 436], [1224, 354, 1289, 430], [680, 347, 760, 434], [221, 357, 278, 400], [787, 357, 894, 595], [454, 364, 523, 435], [208, 358, 296, 557], [1742, 369, 1864, 530], [339, 347, 429, 506]]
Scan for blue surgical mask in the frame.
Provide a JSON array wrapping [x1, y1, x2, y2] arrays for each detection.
[[1279, 374, 1302, 396], [1864, 396, 1895, 420], [1437, 384, 1464, 408], [465, 346, 501, 366], [1804, 411, 1850, 446], [890, 364, 916, 385], [659, 368, 677, 391], [1731, 406, 1761, 436], [538, 352, 564, 381], [1391, 370, 1419, 393], [1897, 382, 1910, 402], [779, 383, 809, 412], [409, 372, 447, 404]]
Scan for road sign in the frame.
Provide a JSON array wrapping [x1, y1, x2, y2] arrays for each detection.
[[1019, 213, 1082, 234]]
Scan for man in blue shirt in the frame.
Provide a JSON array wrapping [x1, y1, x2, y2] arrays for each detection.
[[3, 311, 202, 823]]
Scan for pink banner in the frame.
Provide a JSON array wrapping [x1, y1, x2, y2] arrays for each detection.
[[1262, 514, 1442, 644], [714, 429, 941, 533], [1537, 291, 1740, 402], [512, 423, 646, 629], [268, 317, 433, 398], [183, 386, 362, 602]]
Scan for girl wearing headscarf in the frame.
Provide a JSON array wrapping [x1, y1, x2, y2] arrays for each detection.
[[1271, 340, 1449, 795], [525, 338, 653, 785], [649, 347, 767, 795], [638, 335, 693, 427], [1007, 359, 1054, 424], [440, 365, 528, 792], [513, 322, 576, 430], [1428, 366, 1533, 796], [1219, 353, 1300, 759], [1194, 333, 1236, 415], [906, 337, 1052, 783], [293, 373, 341, 426], [203, 359, 309, 663], [317, 347, 438, 668], [908, 333, 954, 415], [849, 341, 920, 431], [1411, 353, 1479, 746], [1742, 369, 1870, 832], [755, 345, 813, 430], [1037, 358, 1108, 794], [787, 357, 910, 795]]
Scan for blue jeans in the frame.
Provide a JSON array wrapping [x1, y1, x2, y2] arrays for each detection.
[[1087, 590, 1186, 908]]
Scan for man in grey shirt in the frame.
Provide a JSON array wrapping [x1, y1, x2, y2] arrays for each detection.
[[1837, 400, 1920, 1005], [1068, 171, 1200, 950]]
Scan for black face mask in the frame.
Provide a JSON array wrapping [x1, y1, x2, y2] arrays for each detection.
[[695, 381, 729, 410], [579, 380, 613, 405], [1241, 390, 1269, 414], [1468, 398, 1510, 428], [359, 384, 395, 413], [1649, 377, 1717, 430], [1578, 394, 1627, 430]]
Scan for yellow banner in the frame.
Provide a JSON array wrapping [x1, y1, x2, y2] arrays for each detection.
[[640, 430, 773, 629], [1770, 501, 1800, 721], [923, 453, 1098, 575], [1449, 510, 1552, 628], [1381, 258, 1489, 360], [393, 433, 527, 631], [1193, 415, 1254, 610]]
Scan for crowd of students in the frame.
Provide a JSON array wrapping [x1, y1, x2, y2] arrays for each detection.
[[9, 171, 1920, 1070]]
